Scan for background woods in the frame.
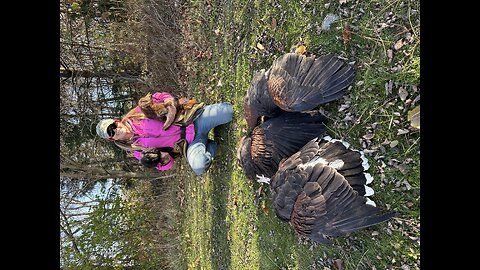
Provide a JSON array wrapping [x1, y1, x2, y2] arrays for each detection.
[[60, 0, 185, 267]]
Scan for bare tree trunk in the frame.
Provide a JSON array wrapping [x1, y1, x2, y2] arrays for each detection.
[[60, 159, 176, 181], [60, 68, 138, 79]]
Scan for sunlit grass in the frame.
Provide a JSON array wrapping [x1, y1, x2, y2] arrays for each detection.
[[177, 0, 420, 269]]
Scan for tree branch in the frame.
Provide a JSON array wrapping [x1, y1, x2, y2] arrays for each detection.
[[59, 209, 84, 259]]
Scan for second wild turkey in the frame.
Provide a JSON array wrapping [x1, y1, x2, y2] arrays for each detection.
[[257, 136, 396, 244]]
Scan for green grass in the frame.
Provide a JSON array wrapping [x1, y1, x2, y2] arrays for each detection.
[[176, 0, 420, 269]]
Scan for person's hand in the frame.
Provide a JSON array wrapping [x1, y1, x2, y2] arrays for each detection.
[[140, 149, 170, 167], [140, 151, 160, 168], [159, 152, 171, 164]]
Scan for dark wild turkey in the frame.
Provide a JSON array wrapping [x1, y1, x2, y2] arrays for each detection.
[[259, 136, 396, 244], [237, 52, 355, 180]]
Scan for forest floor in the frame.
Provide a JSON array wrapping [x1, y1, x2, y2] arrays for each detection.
[[141, 0, 420, 269]]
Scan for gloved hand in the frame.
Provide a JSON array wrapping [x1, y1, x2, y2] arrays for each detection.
[[140, 149, 170, 168]]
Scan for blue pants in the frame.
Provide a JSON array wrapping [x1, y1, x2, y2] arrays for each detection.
[[186, 102, 233, 175]]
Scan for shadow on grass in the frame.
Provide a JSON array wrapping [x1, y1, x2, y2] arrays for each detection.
[[207, 123, 234, 270]]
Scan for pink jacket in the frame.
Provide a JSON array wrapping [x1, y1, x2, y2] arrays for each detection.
[[129, 92, 195, 171]]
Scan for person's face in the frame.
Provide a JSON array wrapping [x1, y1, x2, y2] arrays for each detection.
[[110, 122, 133, 141]]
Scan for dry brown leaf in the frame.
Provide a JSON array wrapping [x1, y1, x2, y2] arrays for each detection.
[[295, 45, 306, 55], [334, 259, 343, 270], [271, 18, 277, 29], [342, 25, 352, 44], [394, 38, 405, 50]]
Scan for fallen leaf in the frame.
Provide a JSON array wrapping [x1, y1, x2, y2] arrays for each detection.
[[339, 0, 347, 4], [363, 133, 374, 140], [398, 87, 408, 101], [397, 128, 410, 135], [334, 259, 343, 270], [394, 38, 405, 50], [271, 18, 277, 29], [295, 45, 306, 55], [256, 42, 265, 50], [408, 105, 420, 129], [387, 49, 393, 63], [389, 140, 399, 148], [342, 25, 352, 44]]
